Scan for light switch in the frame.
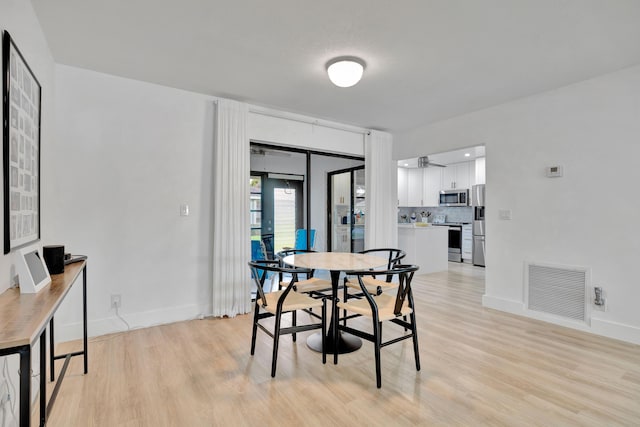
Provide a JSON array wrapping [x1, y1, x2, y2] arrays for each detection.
[[499, 209, 512, 220], [180, 204, 190, 216]]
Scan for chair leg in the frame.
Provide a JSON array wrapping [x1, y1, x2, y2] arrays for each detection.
[[333, 299, 339, 365], [292, 310, 297, 342], [322, 298, 327, 364], [374, 320, 383, 388], [250, 303, 260, 355], [410, 311, 420, 371], [342, 279, 348, 327], [271, 312, 282, 378]]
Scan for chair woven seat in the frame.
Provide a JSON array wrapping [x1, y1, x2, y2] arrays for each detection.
[[283, 277, 332, 293], [337, 292, 412, 322], [260, 290, 324, 314], [344, 276, 398, 294]]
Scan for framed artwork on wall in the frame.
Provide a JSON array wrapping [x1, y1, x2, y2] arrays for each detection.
[[2, 31, 42, 254]]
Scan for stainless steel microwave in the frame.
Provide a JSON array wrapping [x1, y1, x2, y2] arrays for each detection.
[[439, 189, 469, 206]]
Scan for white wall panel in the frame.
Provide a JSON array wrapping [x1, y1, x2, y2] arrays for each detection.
[[394, 65, 640, 344]]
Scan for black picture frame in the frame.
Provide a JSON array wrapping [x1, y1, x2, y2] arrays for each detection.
[[3, 31, 42, 254]]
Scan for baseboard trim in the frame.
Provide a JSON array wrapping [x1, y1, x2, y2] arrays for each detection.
[[481, 294, 525, 314], [482, 294, 640, 345], [55, 303, 212, 342], [591, 318, 640, 345]]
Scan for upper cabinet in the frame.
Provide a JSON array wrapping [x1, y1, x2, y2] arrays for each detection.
[[397, 168, 408, 206], [475, 157, 486, 185], [441, 161, 474, 190], [422, 167, 442, 207], [398, 158, 485, 207], [333, 172, 351, 205], [407, 169, 424, 206]]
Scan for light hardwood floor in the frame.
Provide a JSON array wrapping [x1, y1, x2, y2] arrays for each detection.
[[42, 263, 640, 426]]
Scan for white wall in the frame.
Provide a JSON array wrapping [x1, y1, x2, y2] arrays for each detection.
[[52, 65, 216, 339], [0, 0, 55, 291], [395, 65, 640, 344], [1, 0, 57, 421], [248, 109, 365, 156]]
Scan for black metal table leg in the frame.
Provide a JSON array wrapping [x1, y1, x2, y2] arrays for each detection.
[[83, 266, 88, 374], [49, 317, 55, 382], [18, 347, 30, 427], [40, 330, 47, 426]]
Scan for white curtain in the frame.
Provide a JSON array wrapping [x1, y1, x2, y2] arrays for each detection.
[[365, 130, 398, 249], [212, 99, 252, 317]]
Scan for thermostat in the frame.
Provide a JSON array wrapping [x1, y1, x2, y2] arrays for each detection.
[[546, 165, 563, 178]]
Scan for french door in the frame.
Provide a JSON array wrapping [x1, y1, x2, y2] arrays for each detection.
[[251, 173, 303, 259]]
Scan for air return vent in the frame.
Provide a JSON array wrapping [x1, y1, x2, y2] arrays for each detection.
[[526, 262, 588, 322]]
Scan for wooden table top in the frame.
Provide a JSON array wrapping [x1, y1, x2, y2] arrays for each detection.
[[0, 260, 86, 350], [282, 252, 386, 272]]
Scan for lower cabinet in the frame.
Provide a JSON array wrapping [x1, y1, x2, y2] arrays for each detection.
[[462, 224, 473, 262]]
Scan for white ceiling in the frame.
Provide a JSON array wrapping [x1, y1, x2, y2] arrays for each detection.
[[32, 0, 640, 133], [398, 145, 485, 168]]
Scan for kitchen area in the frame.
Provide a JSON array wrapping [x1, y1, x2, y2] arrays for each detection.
[[397, 146, 486, 272]]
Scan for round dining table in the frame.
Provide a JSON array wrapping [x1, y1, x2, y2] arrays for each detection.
[[282, 251, 387, 354]]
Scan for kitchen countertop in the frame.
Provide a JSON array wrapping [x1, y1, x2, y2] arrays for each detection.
[[398, 222, 470, 227], [398, 223, 440, 228]]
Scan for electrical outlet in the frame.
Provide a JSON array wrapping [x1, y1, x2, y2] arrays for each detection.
[[111, 294, 121, 309]]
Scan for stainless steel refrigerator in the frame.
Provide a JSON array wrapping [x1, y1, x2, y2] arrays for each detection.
[[471, 184, 486, 267]]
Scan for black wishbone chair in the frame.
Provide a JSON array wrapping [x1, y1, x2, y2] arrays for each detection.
[[276, 249, 333, 300], [336, 264, 420, 388], [248, 260, 327, 377], [342, 248, 406, 325]]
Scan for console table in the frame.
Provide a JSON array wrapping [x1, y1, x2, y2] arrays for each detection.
[[0, 260, 87, 427]]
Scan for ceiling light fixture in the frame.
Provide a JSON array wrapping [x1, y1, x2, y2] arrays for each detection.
[[464, 153, 471, 157], [326, 57, 365, 88]]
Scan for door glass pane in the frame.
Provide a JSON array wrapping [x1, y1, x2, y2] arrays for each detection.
[[274, 188, 296, 250], [250, 176, 262, 240]]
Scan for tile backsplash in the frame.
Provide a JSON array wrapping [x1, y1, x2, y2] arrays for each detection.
[[398, 206, 473, 223]]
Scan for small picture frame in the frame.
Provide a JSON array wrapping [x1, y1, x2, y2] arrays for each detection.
[[3, 30, 42, 254], [15, 246, 51, 293]]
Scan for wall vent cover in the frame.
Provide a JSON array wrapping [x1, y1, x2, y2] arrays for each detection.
[[526, 263, 588, 322]]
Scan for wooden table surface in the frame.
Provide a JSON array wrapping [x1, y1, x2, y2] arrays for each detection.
[[0, 261, 86, 350], [282, 252, 386, 272]]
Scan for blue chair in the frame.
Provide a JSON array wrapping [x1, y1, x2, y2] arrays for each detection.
[[251, 240, 264, 261], [293, 229, 316, 250]]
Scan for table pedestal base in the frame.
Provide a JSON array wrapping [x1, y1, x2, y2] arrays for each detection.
[[306, 331, 362, 354]]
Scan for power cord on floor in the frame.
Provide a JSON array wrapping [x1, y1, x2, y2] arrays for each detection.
[[114, 306, 131, 331]]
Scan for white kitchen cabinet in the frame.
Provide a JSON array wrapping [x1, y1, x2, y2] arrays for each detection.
[[333, 172, 351, 205], [333, 225, 351, 252], [474, 157, 486, 185], [407, 168, 424, 206], [462, 224, 473, 262], [442, 161, 473, 190], [422, 167, 441, 207], [397, 168, 408, 206]]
